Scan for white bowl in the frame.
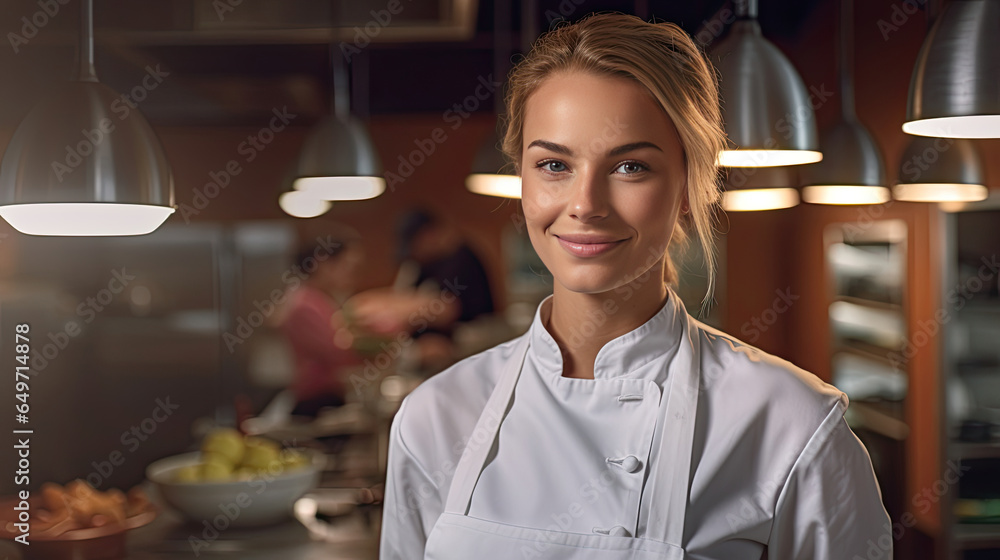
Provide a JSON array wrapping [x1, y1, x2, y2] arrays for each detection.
[[145, 450, 323, 527]]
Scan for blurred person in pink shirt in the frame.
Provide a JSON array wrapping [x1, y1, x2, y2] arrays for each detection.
[[276, 227, 365, 417]]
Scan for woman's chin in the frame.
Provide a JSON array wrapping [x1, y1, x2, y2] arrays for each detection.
[[553, 273, 623, 296]]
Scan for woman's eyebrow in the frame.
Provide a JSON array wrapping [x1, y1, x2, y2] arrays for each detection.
[[608, 141, 663, 156], [526, 139, 663, 157], [526, 139, 573, 155]]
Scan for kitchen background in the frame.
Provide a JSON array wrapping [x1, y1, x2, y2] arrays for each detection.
[[0, 0, 999, 559]]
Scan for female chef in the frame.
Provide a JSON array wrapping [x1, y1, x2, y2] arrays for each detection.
[[380, 12, 892, 560]]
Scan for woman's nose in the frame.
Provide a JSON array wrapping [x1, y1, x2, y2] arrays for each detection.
[[567, 171, 610, 222]]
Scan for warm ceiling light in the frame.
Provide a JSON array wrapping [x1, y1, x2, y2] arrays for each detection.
[[802, 185, 890, 205], [466, 174, 521, 199], [903, 116, 1000, 139], [717, 150, 822, 168], [293, 176, 385, 201], [722, 188, 800, 211], [0, 203, 174, 236], [893, 136, 987, 203], [278, 191, 332, 218], [893, 183, 987, 202]]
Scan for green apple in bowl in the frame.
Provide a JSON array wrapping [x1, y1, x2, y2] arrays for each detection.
[[242, 437, 282, 473], [201, 428, 245, 465]]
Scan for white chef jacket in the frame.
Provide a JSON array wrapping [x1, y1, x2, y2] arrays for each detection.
[[380, 288, 892, 559]]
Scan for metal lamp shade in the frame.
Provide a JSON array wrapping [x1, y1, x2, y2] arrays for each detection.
[[802, 120, 890, 205], [713, 20, 822, 167], [893, 136, 987, 202], [466, 130, 520, 199], [904, 0, 1000, 138], [293, 116, 385, 201], [722, 165, 800, 211], [0, 81, 174, 236]]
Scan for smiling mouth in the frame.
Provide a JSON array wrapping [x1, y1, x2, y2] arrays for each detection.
[[554, 235, 626, 258]]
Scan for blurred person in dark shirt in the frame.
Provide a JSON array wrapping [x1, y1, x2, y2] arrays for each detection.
[[347, 209, 496, 371]]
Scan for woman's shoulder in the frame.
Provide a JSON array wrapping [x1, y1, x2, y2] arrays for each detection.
[[389, 334, 525, 466], [689, 317, 848, 426]]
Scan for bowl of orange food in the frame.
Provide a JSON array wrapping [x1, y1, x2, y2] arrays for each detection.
[[0, 479, 157, 560]]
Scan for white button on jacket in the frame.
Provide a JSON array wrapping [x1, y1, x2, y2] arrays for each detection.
[[380, 286, 892, 559]]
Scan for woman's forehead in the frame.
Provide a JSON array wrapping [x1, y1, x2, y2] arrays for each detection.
[[522, 70, 682, 157]]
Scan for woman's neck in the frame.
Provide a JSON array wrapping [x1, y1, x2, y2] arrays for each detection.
[[545, 270, 669, 379]]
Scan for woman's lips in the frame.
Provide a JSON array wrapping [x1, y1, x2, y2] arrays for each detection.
[[555, 235, 626, 257]]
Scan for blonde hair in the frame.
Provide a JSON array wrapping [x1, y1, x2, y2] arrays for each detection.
[[502, 12, 726, 312]]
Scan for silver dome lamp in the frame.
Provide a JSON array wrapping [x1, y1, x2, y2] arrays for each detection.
[[712, 0, 822, 167], [894, 1, 989, 202], [802, 0, 890, 205], [892, 136, 987, 202], [292, 48, 385, 202], [903, 0, 1000, 138], [466, 0, 520, 198], [0, 0, 174, 236]]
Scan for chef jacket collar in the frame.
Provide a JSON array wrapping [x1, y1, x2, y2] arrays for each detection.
[[528, 285, 686, 383]]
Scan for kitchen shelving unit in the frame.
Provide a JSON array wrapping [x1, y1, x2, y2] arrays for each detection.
[[939, 201, 1000, 559]]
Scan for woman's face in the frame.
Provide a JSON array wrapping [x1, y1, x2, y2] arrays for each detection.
[[520, 70, 687, 296]]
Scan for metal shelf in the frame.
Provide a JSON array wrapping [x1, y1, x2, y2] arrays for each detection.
[[951, 441, 1000, 461], [846, 401, 909, 441], [954, 523, 1000, 550]]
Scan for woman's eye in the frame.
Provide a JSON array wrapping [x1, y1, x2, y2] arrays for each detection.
[[538, 160, 567, 173], [614, 161, 646, 175]]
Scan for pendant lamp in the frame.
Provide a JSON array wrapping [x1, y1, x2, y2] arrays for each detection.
[[722, 166, 800, 211], [466, 0, 520, 198], [892, 136, 987, 202], [292, 47, 385, 201], [894, 1, 989, 202], [712, 0, 822, 167], [466, 130, 521, 198], [0, 0, 174, 236], [802, 0, 890, 205], [903, 0, 1000, 138]]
